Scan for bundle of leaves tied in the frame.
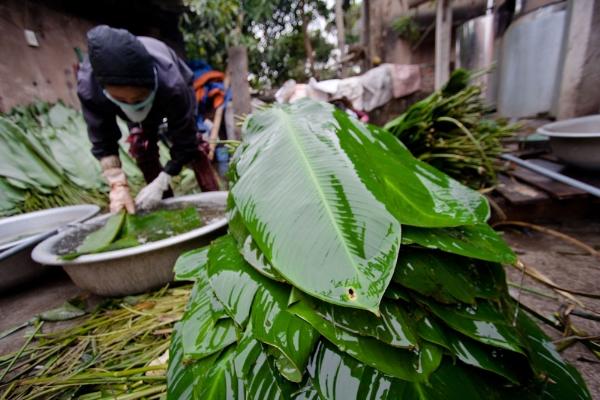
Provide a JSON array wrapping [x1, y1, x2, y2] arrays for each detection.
[[167, 100, 589, 399], [384, 69, 517, 189]]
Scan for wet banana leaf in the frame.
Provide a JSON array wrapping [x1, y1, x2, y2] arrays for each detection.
[[402, 224, 516, 264], [194, 345, 242, 399], [0, 118, 63, 188], [232, 100, 401, 312], [120, 206, 202, 243], [207, 235, 262, 328], [308, 340, 408, 399], [289, 296, 441, 382], [180, 270, 238, 360], [420, 297, 525, 354], [229, 208, 286, 282], [68, 207, 202, 258], [245, 343, 297, 398], [241, 235, 286, 282], [76, 211, 126, 254], [292, 383, 322, 400], [250, 279, 320, 382], [269, 347, 305, 382], [39, 301, 86, 321], [383, 284, 411, 301], [167, 322, 221, 400], [194, 332, 298, 399], [516, 311, 591, 400], [334, 110, 490, 227], [174, 246, 209, 281], [307, 340, 518, 400], [393, 249, 506, 304], [312, 299, 419, 349], [416, 313, 526, 383]]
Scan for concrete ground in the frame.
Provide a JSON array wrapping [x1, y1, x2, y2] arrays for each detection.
[[501, 218, 600, 399], [1, 218, 598, 398], [0, 270, 88, 355]]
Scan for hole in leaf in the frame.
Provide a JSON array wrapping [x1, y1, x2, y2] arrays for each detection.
[[347, 288, 356, 300]]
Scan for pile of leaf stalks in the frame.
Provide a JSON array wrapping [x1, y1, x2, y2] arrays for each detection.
[[0, 285, 189, 400], [384, 69, 517, 189]]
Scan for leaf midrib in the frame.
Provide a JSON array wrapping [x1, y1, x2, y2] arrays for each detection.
[[278, 109, 360, 279]]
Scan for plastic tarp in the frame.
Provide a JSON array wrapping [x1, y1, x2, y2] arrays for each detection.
[[275, 64, 421, 111]]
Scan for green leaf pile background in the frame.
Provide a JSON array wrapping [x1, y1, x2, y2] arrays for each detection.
[[167, 100, 590, 399], [0, 102, 199, 216]]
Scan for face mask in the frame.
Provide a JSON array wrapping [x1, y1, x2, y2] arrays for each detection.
[[103, 69, 157, 123]]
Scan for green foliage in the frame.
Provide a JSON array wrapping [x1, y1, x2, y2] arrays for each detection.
[[0, 103, 110, 216], [384, 69, 518, 189], [167, 100, 590, 399], [181, 0, 335, 88], [392, 15, 421, 44], [64, 207, 203, 259]]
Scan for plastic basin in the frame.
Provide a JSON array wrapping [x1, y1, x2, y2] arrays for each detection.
[[537, 115, 600, 170], [32, 192, 228, 296], [0, 205, 100, 292]]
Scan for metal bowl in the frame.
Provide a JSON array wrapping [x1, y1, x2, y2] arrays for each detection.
[[0, 205, 100, 292], [32, 192, 228, 296], [537, 115, 600, 170]]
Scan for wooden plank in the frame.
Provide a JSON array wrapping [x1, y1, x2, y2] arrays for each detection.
[[496, 174, 549, 204], [510, 165, 588, 199]]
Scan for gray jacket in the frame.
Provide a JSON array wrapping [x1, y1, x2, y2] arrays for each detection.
[[77, 37, 197, 176]]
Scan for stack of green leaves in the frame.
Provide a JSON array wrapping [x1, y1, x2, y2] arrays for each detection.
[[166, 100, 589, 399], [0, 102, 146, 216], [1, 102, 201, 216], [384, 69, 517, 189], [63, 207, 203, 259]]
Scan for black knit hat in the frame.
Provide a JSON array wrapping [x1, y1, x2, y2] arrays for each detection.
[[87, 25, 155, 88]]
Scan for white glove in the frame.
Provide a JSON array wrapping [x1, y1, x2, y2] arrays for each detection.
[[101, 156, 135, 214], [135, 171, 172, 210]]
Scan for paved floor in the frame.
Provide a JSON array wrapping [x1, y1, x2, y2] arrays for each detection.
[[502, 218, 600, 399], [0, 270, 86, 355]]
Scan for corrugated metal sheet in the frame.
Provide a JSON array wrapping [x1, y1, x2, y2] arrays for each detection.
[[497, 3, 567, 118]]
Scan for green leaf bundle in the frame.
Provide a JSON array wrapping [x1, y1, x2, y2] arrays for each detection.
[[384, 69, 517, 189], [63, 207, 203, 259], [167, 100, 589, 399]]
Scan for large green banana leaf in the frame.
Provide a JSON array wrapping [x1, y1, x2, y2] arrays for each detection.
[[289, 295, 442, 382], [207, 235, 262, 328], [180, 269, 238, 360], [334, 110, 490, 227], [403, 223, 516, 264], [0, 118, 63, 188], [0, 177, 24, 215], [394, 248, 507, 304], [231, 100, 402, 312], [166, 100, 590, 400], [174, 246, 209, 281]]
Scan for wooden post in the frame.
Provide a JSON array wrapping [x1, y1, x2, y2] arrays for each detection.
[[362, 0, 371, 71], [335, 0, 347, 77], [227, 45, 251, 140], [435, 0, 452, 89]]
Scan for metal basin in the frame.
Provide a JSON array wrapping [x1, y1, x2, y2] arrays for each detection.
[[0, 205, 100, 292], [32, 192, 228, 297], [537, 115, 600, 170]]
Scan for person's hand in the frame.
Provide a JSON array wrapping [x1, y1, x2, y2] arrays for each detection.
[[135, 171, 172, 210], [101, 156, 135, 214], [109, 182, 135, 214]]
